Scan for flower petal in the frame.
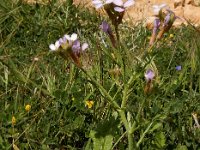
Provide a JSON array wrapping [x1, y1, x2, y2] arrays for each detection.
[[64, 34, 70, 41], [114, 6, 125, 12], [82, 43, 89, 51], [92, 0, 102, 5], [71, 33, 78, 41], [145, 69, 155, 81], [72, 40, 81, 53], [113, 0, 123, 6], [49, 44, 57, 51], [176, 66, 182, 71], [105, 0, 113, 4], [95, 3, 104, 9], [124, 0, 134, 8], [55, 40, 60, 48]]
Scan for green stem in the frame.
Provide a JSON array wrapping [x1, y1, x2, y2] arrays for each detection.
[[119, 110, 134, 150], [136, 122, 153, 147], [121, 75, 135, 108], [80, 67, 120, 110]]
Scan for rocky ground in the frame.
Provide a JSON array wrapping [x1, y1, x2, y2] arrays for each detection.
[[24, 0, 200, 27], [73, 0, 200, 27]]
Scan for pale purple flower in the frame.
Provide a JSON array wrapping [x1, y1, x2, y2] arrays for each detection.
[[145, 69, 155, 81], [152, 4, 167, 15], [176, 66, 181, 71], [92, 0, 134, 12], [100, 21, 112, 34], [64, 33, 77, 44], [72, 40, 89, 56]]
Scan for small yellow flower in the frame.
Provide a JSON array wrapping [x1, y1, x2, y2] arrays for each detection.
[[169, 34, 174, 38], [25, 104, 31, 112], [85, 100, 94, 109], [12, 116, 16, 126]]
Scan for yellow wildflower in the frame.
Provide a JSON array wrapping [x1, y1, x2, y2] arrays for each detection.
[[85, 100, 94, 109], [169, 34, 174, 38], [25, 104, 31, 112], [12, 116, 16, 126]]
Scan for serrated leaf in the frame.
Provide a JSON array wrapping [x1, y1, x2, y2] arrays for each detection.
[[154, 132, 166, 148]]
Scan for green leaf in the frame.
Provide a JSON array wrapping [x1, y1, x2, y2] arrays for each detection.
[[176, 144, 188, 150], [89, 130, 113, 150], [149, 123, 162, 133], [154, 132, 166, 148]]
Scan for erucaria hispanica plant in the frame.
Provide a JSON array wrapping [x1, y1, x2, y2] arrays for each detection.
[[149, 4, 177, 46], [92, 0, 135, 41], [49, 32, 163, 149], [49, 33, 134, 149]]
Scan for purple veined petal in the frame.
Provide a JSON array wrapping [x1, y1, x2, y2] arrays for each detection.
[[49, 44, 57, 51], [164, 13, 171, 26], [154, 18, 160, 28], [113, 0, 123, 6], [105, 0, 113, 4], [59, 38, 64, 45], [124, 0, 135, 8], [72, 40, 81, 53], [64, 34, 70, 41], [100, 21, 111, 33], [114, 6, 125, 12], [71, 33, 78, 41], [62, 36, 67, 43], [145, 69, 155, 81], [81, 43, 89, 51]]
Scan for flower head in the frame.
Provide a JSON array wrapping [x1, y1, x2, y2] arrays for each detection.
[[25, 104, 31, 112], [49, 33, 88, 67], [72, 40, 89, 57], [85, 100, 94, 109], [100, 21, 112, 33], [145, 69, 155, 82], [12, 116, 16, 126], [92, 0, 134, 12], [176, 65, 181, 71]]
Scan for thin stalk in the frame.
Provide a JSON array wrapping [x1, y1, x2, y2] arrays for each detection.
[[119, 110, 135, 150], [80, 67, 120, 110]]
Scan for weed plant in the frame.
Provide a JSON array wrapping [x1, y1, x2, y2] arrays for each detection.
[[0, 0, 200, 149]]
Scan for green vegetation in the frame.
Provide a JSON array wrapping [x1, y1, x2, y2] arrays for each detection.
[[0, 0, 200, 149]]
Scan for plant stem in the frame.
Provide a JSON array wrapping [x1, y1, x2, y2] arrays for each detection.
[[119, 110, 135, 150], [80, 67, 120, 110]]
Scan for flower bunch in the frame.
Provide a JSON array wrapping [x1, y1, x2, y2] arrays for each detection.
[[93, 0, 134, 27], [49, 33, 88, 67], [149, 4, 177, 46]]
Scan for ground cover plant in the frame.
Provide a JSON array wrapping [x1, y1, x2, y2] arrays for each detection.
[[0, 0, 200, 149]]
